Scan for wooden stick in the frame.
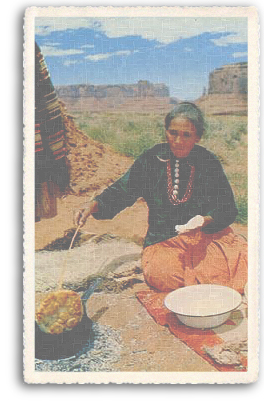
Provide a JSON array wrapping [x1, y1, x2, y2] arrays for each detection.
[[57, 225, 81, 290], [69, 224, 81, 251], [57, 191, 96, 291]]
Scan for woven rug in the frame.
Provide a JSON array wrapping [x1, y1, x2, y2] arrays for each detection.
[[136, 289, 248, 372]]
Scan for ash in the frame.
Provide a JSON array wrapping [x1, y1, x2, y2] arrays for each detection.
[[35, 323, 122, 372]]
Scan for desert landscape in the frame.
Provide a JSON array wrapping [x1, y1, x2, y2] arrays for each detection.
[[35, 62, 248, 372]]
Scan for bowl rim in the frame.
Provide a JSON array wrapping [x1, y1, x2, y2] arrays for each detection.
[[174, 305, 240, 319], [164, 284, 242, 318]]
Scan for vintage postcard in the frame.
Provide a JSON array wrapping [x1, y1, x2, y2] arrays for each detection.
[[23, 6, 259, 384]]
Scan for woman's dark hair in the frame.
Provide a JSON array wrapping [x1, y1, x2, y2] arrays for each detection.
[[165, 102, 205, 138]]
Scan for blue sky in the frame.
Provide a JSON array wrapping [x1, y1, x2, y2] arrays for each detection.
[[35, 17, 247, 100]]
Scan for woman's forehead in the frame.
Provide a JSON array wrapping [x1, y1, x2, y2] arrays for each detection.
[[168, 117, 196, 131]]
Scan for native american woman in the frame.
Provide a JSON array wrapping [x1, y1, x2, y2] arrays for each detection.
[[75, 102, 247, 293]]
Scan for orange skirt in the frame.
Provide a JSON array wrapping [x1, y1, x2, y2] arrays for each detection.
[[142, 227, 247, 294]]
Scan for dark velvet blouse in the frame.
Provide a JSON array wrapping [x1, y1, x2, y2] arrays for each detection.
[[92, 143, 238, 248]]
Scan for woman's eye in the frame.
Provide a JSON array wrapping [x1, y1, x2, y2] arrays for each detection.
[[169, 130, 178, 135], [184, 132, 191, 138]]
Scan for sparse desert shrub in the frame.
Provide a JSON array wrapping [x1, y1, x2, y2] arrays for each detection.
[[235, 197, 248, 225], [73, 111, 248, 225]]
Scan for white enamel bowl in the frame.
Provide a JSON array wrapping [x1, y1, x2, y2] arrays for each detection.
[[164, 284, 242, 329]]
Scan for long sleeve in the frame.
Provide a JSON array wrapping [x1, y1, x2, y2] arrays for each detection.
[[90, 143, 239, 247], [92, 154, 146, 220], [201, 157, 238, 233]]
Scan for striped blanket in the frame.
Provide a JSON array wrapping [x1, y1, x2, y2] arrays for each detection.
[[35, 42, 69, 190], [35, 42, 69, 219]]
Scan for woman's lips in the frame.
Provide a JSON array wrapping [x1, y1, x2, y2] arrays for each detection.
[[173, 149, 188, 158]]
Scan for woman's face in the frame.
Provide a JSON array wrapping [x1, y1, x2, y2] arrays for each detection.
[[166, 117, 200, 159]]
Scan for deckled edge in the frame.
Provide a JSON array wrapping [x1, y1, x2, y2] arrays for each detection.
[[23, 5, 260, 385]]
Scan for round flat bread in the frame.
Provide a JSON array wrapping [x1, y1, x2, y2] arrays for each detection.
[[36, 290, 83, 334]]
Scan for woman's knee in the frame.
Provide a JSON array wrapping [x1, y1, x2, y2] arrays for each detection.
[[142, 245, 184, 292]]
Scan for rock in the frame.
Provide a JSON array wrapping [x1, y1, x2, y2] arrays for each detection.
[[109, 261, 142, 278], [196, 93, 247, 116], [35, 235, 142, 293], [208, 62, 247, 95], [55, 81, 170, 99], [203, 339, 248, 366], [196, 62, 248, 116]]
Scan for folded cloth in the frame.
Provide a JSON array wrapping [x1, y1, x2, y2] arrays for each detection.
[[175, 215, 205, 234]]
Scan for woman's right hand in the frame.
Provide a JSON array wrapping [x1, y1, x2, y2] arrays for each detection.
[[74, 201, 99, 227]]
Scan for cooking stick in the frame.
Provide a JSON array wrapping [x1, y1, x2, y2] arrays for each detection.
[[57, 224, 81, 291], [57, 192, 96, 291], [69, 224, 81, 250]]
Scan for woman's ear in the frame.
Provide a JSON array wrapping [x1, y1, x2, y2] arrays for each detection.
[[195, 135, 201, 143]]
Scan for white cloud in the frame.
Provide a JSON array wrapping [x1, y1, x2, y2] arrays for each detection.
[[81, 44, 95, 49], [43, 41, 61, 47], [85, 53, 110, 61], [35, 17, 95, 36], [35, 17, 247, 45], [100, 17, 248, 45], [85, 50, 134, 62], [184, 47, 193, 52], [210, 33, 247, 47], [40, 45, 84, 57], [233, 51, 248, 58], [63, 59, 81, 67]]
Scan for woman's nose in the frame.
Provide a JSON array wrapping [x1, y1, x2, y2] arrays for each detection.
[[175, 135, 182, 143]]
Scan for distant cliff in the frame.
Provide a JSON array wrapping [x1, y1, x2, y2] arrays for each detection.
[[196, 62, 248, 115], [55, 80, 170, 99], [208, 62, 247, 95]]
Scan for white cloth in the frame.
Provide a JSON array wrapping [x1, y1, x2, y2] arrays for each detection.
[[175, 215, 205, 234]]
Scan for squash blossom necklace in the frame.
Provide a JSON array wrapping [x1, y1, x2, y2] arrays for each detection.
[[167, 158, 195, 205]]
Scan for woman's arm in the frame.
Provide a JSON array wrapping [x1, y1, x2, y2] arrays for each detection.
[[74, 200, 99, 227], [201, 156, 238, 233]]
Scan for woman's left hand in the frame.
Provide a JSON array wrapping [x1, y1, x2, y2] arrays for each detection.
[[175, 215, 210, 234]]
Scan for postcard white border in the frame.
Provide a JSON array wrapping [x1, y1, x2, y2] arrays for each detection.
[[23, 5, 259, 384]]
